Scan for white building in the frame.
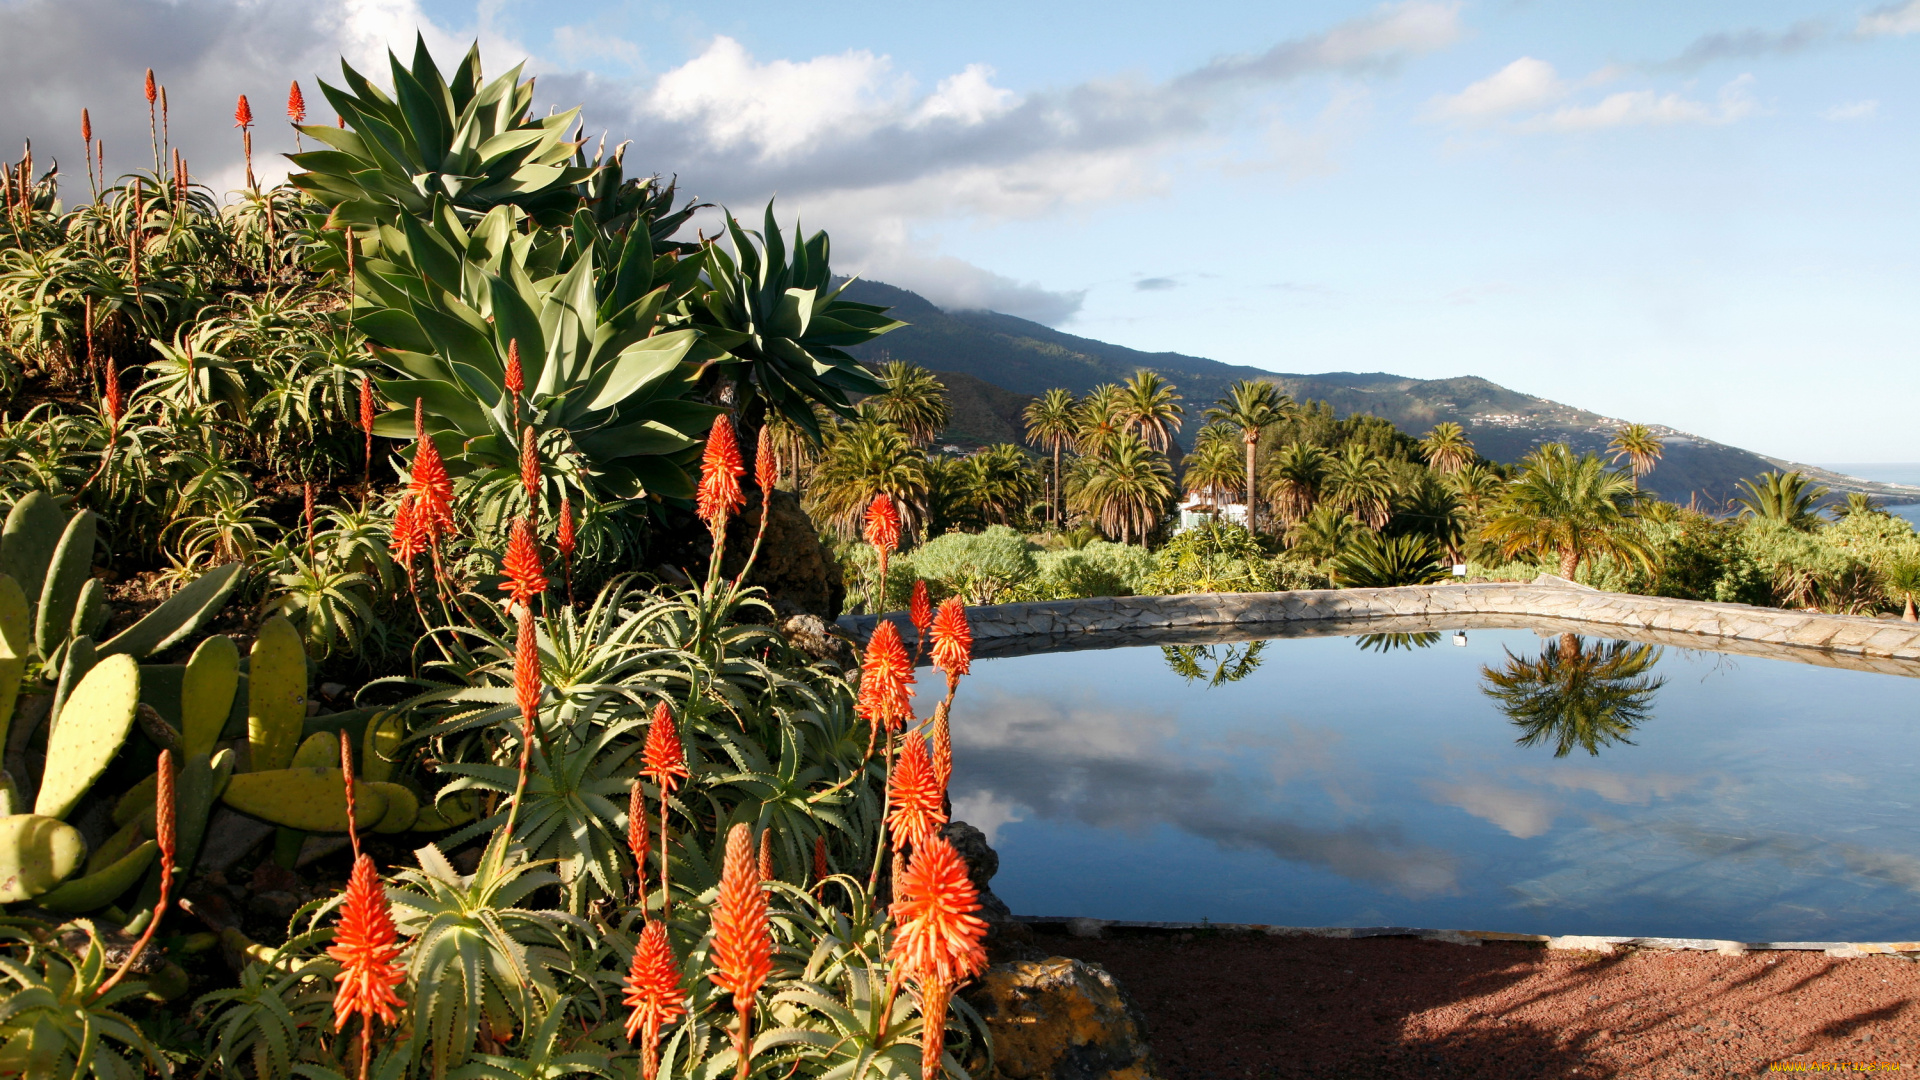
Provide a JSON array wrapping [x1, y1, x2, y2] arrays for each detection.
[[1176, 491, 1249, 532]]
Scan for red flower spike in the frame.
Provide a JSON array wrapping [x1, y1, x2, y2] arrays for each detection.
[[813, 835, 828, 883], [758, 827, 774, 882], [144, 70, 156, 106], [696, 415, 746, 525], [390, 497, 426, 568], [710, 822, 772, 1080], [154, 750, 176, 870], [624, 920, 687, 1080], [407, 400, 453, 541], [641, 702, 689, 795], [887, 735, 947, 852], [287, 81, 306, 124], [931, 700, 953, 793], [520, 426, 540, 508], [233, 94, 253, 129], [888, 835, 988, 988], [557, 497, 576, 558], [931, 598, 972, 682], [81, 109, 91, 143], [329, 854, 408, 1033], [513, 606, 542, 731], [627, 781, 650, 880], [500, 517, 548, 607], [504, 339, 524, 400], [358, 378, 375, 435], [863, 493, 900, 555], [910, 580, 933, 640], [855, 620, 915, 733], [102, 358, 123, 426], [754, 424, 775, 493]]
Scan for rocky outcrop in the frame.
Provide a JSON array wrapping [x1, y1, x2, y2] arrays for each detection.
[[713, 489, 845, 619], [962, 957, 1161, 1080]]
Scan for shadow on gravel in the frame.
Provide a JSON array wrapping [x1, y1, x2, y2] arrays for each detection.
[[1043, 932, 1601, 1079]]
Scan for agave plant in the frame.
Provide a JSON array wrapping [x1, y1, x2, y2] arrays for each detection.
[[0, 917, 172, 1078], [291, 38, 595, 244], [1331, 531, 1446, 588]]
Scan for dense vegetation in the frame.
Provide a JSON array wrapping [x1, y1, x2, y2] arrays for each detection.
[[0, 44, 1003, 1080]]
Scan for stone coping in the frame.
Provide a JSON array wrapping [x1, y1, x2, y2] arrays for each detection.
[[1014, 917, 1920, 958], [838, 578, 1920, 675]]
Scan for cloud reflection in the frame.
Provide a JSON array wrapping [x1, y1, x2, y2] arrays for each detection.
[[947, 686, 1461, 896]]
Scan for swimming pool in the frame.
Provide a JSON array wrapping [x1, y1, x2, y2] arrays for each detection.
[[927, 626, 1920, 942]]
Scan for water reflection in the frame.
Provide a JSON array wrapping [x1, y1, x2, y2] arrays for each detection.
[[1356, 632, 1441, 653], [1161, 641, 1267, 686], [1481, 634, 1665, 758]]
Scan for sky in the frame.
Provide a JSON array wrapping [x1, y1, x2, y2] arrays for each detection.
[[0, 0, 1915, 461]]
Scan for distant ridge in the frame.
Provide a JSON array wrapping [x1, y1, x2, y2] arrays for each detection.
[[842, 280, 1919, 509]]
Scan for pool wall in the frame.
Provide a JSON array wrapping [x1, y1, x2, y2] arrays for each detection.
[[839, 576, 1920, 674]]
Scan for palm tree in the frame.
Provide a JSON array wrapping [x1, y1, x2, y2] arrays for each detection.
[[866, 361, 951, 447], [1118, 370, 1184, 452], [1322, 443, 1394, 531], [1448, 462, 1505, 517], [1075, 384, 1127, 457], [1481, 635, 1665, 758], [1393, 473, 1469, 563], [1070, 432, 1173, 545], [1331, 533, 1446, 588], [1264, 442, 1327, 527], [1884, 559, 1920, 622], [1023, 388, 1078, 527], [1286, 503, 1361, 563], [1481, 442, 1651, 581], [1606, 423, 1663, 488], [1419, 422, 1474, 474], [1204, 380, 1291, 532], [803, 419, 931, 541], [963, 444, 1043, 526], [1733, 470, 1828, 530], [1181, 430, 1244, 518]]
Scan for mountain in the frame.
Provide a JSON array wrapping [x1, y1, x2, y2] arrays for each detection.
[[841, 280, 1919, 510]]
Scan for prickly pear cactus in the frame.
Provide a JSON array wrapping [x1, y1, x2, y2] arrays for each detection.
[[0, 573, 27, 752], [0, 492, 63, 623], [35, 509, 97, 661], [291, 732, 339, 768], [0, 813, 86, 902], [33, 654, 139, 820], [181, 635, 240, 759], [247, 617, 306, 773], [366, 782, 418, 833], [362, 712, 405, 783], [221, 768, 387, 832], [36, 839, 156, 914]]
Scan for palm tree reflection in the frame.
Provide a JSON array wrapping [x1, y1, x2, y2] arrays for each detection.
[[1480, 634, 1665, 757], [1355, 632, 1441, 653], [1163, 641, 1267, 686]]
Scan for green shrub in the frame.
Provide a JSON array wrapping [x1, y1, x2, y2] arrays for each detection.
[[1147, 521, 1272, 594], [907, 525, 1037, 603]]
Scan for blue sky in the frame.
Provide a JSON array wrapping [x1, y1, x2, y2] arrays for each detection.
[[0, 0, 1914, 461]]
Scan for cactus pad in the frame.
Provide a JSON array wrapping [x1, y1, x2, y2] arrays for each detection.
[[34, 654, 139, 820], [0, 814, 86, 902], [37, 839, 156, 914], [35, 509, 97, 660], [181, 635, 240, 759], [247, 617, 306, 772], [220, 768, 387, 832], [365, 782, 418, 833]]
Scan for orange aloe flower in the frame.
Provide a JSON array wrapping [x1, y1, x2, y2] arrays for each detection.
[[390, 496, 426, 569], [856, 619, 915, 735], [930, 700, 952, 793], [755, 424, 776, 493], [520, 426, 540, 508], [623, 920, 687, 1080], [697, 415, 746, 526], [930, 598, 972, 684], [233, 94, 253, 129], [710, 822, 771, 1080], [864, 493, 899, 555], [887, 735, 946, 852], [287, 81, 306, 124], [557, 497, 576, 559], [102, 358, 122, 427], [81, 109, 91, 143], [641, 702, 689, 794], [328, 854, 407, 1033], [758, 827, 774, 882], [628, 781, 650, 886], [407, 402, 453, 541], [889, 835, 989, 1080], [500, 516, 548, 608], [909, 580, 932, 643], [513, 606, 542, 732], [813, 835, 829, 884], [144, 69, 156, 106], [358, 377, 375, 475], [504, 339, 524, 401]]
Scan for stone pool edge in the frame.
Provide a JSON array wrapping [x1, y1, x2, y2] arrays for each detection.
[[1015, 916, 1920, 959], [837, 576, 1920, 665]]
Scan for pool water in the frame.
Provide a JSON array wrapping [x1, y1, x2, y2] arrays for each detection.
[[926, 628, 1920, 942]]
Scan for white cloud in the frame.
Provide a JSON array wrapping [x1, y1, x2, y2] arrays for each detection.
[[1425, 57, 1568, 122], [647, 37, 912, 161], [1859, 0, 1920, 36], [1825, 99, 1880, 120], [1515, 74, 1759, 132], [913, 65, 1016, 126]]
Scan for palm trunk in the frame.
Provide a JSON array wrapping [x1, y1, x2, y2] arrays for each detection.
[[1052, 442, 1062, 527], [1560, 547, 1580, 581], [1245, 435, 1258, 533]]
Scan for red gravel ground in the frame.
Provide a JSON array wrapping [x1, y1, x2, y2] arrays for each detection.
[[1041, 931, 1920, 1079]]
